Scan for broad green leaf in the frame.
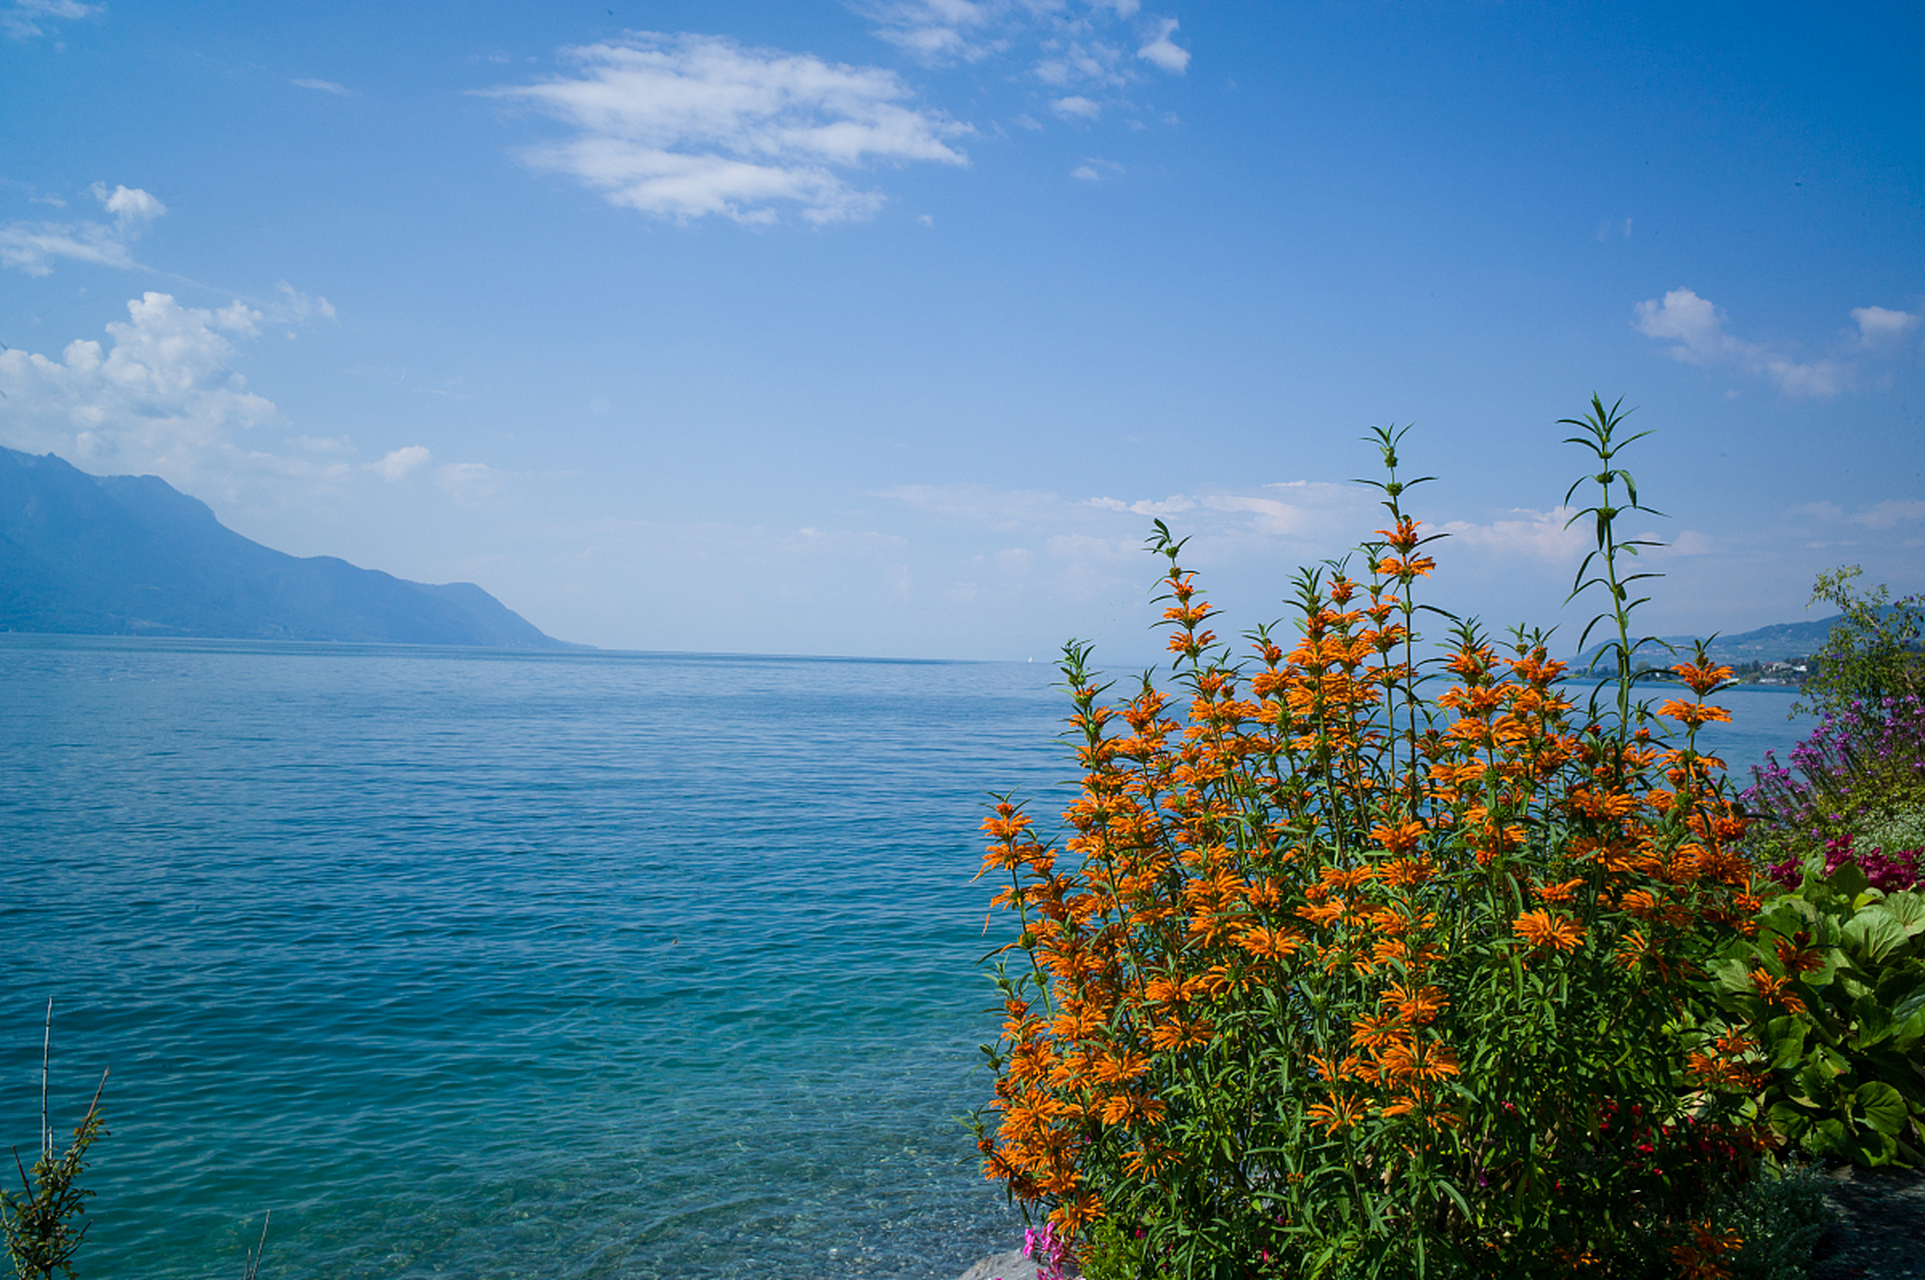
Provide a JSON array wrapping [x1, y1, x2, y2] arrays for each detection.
[[1712, 957, 1756, 998], [1795, 1060, 1842, 1105], [1833, 860, 1871, 901], [1808, 1117, 1853, 1158], [1895, 1005, 1925, 1053], [1881, 970, 1925, 1023], [1885, 890, 1925, 937], [1851, 993, 1896, 1048], [1845, 908, 1911, 966], [1851, 1127, 1901, 1167], [1764, 1014, 1809, 1068], [1854, 1081, 1911, 1136], [1767, 1100, 1813, 1138]]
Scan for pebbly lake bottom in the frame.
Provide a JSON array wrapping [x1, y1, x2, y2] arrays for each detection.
[[0, 638, 1814, 1279]]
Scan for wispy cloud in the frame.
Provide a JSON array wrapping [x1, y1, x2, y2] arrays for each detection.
[[270, 280, 338, 324], [1851, 305, 1920, 350], [0, 181, 164, 276], [862, 0, 1005, 63], [862, 0, 1188, 80], [1051, 94, 1101, 121], [1633, 288, 1919, 397], [2, 0, 101, 41], [372, 445, 432, 481], [292, 76, 350, 94], [486, 33, 970, 225], [1440, 506, 1589, 562], [1136, 18, 1190, 73], [887, 478, 1366, 549]]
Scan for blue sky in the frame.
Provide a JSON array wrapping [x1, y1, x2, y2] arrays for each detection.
[[2, 0, 1919, 661]]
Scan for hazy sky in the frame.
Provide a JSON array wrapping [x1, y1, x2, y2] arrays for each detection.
[[2, 0, 1919, 661]]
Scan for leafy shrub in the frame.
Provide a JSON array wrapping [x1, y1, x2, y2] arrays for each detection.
[[971, 402, 1766, 1278], [1791, 568, 1923, 719], [2, 1078, 107, 1280], [1733, 585, 1925, 1169], [1712, 872, 1925, 1166], [1716, 1166, 1835, 1280]]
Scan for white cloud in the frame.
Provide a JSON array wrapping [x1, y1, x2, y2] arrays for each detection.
[[0, 182, 164, 276], [1036, 42, 1128, 89], [863, 0, 1002, 62], [1633, 288, 1851, 397], [0, 292, 273, 477], [1852, 305, 1920, 349], [372, 445, 432, 481], [437, 462, 506, 504], [487, 33, 970, 225], [1087, 494, 1197, 517], [1440, 506, 1589, 562], [1070, 156, 1121, 180], [2, 0, 101, 40], [1070, 164, 1100, 181], [292, 77, 349, 94], [892, 479, 1365, 551], [91, 181, 164, 228], [1136, 18, 1189, 73], [859, 0, 1191, 117], [1851, 499, 1925, 529], [271, 280, 337, 322], [1051, 94, 1101, 120]]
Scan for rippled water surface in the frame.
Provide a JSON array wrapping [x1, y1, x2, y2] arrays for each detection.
[[0, 638, 1811, 1279]]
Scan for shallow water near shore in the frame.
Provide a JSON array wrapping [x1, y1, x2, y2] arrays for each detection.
[[0, 637, 1811, 1279]]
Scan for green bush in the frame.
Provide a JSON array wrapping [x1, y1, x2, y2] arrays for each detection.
[[1716, 1166, 1835, 1280], [973, 405, 1767, 1278]]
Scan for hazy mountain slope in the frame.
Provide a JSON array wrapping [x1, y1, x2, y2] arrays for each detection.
[[0, 447, 576, 648]]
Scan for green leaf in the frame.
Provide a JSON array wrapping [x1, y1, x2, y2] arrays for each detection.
[[1712, 957, 1756, 998], [1851, 992, 1897, 1048], [1881, 971, 1925, 1023], [1885, 890, 1925, 937], [1767, 1100, 1813, 1139], [1808, 1116, 1853, 1158], [1845, 908, 1911, 966], [1764, 1015, 1810, 1068], [1854, 1081, 1910, 1136], [1832, 860, 1872, 901]]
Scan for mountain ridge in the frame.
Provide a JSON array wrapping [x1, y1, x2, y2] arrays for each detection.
[[0, 447, 579, 649]]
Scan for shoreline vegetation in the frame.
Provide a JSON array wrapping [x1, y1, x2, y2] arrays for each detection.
[[968, 401, 1925, 1279]]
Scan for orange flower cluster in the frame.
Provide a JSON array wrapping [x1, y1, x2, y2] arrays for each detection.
[[974, 499, 1765, 1271]]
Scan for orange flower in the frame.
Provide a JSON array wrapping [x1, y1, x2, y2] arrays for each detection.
[[1671, 659, 1734, 696], [1513, 909, 1585, 952], [1669, 1220, 1742, 1280], [1658, 698, 1734, 729], [1370, 819, 1427, 855], [1380, 857, 1435, 887], [1099, 1091, 1167, 1129], [1774, 932, 1824, 976], [1307, 1094, 1367, 1133], [1235, 924, 1305, 960], [1536, 877, 1583, 904], [1749, 967, 1806, 1014]]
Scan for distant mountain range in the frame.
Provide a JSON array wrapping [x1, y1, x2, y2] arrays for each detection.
[[1572, 617, 1862, 673], [0, 447, 578, 648]]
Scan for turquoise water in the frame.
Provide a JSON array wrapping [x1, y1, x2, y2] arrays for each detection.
[[0, 638, 1812, 1279]]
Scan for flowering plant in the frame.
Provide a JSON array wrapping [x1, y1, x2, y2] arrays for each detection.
[[971, 402, 1765, 1277]]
